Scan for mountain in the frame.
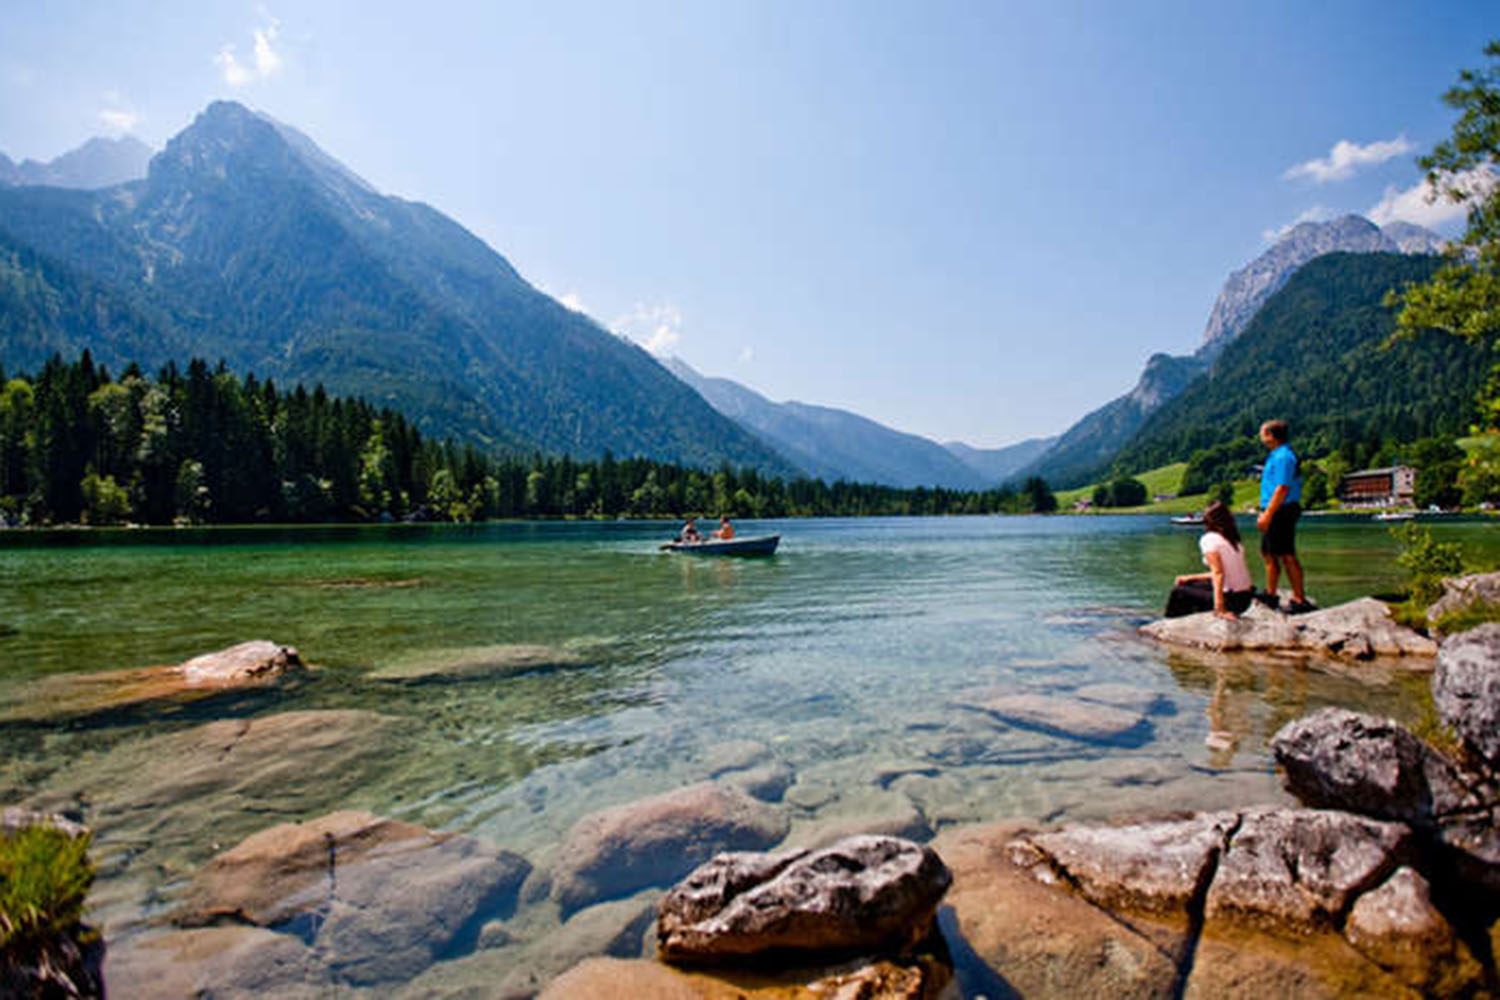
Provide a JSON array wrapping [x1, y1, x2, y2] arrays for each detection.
[[1011, 215, 1446, 489], [1200, 215, 1440, 354], [942, 437, 1057, 484], [1112, 252, 1485, 475], [664, 357, 997, 488], [0, 102, 793, 472], [0, 136, 153, 189], [1006, 353, 1206, 489]]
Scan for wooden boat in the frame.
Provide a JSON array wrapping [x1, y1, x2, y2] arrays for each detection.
[[660, 534, 781, 556]]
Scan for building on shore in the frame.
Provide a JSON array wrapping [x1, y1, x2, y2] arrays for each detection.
[[1338, 466, 1416, 508]]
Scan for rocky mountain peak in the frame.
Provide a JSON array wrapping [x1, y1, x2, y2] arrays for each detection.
[[1199, 214, 1442, 353], [0, 135, 153, 190]]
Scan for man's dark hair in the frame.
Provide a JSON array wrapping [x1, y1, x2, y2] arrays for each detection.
[[1261, 419, 1289, 444]]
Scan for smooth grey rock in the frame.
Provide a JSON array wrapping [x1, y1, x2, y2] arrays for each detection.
[[178, 640, 303, 684], [1434, 624, 1500, 767], [1427, 571, 1500, 623], [1140, 598, 1435, 660], [1015, 811, 1239, 913], [103, 926, 328, 1000], [656, 835, 951, 961], [177, 810, 530, 985], [1270, 708, 1473, 825], [550, 782, 789, 916], [703, 740, 772, 778], [367, 643, 585, 683], [957, 691, 1151, 745], [1206, 808, 1412, 927]]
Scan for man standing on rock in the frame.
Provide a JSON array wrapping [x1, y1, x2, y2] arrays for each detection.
[[1257, 419, 1311, 613]]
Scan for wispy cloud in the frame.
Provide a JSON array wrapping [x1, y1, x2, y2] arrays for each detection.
[[556, 291, 585, 313], [1284, 135, 1414, 184], [1368, 167, 1495, 229], [1262, 205, 1330, 242], [216, 12, 283, 87], [97, 89, 140, 134], [613, 302, 683, 356], [738, 346, 754, 364]]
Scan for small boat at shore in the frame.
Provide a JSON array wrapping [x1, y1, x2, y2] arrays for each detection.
[[1169, 514, 1204, 526], [660, 534, 781, 557], [1372, 511, 1416, 522]]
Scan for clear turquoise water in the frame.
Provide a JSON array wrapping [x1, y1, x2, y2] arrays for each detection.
[[1, 514, 1494, 990]]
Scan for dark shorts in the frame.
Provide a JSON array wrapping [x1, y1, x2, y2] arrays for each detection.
[[1164, 581, 1255, 618], [1261, 502, 1301, 557]]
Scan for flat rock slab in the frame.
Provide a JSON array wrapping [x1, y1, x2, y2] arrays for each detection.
[[956, 690, 1152, 745], [1140, 598, 1436, 660], [538, 954, 947, 1000], [3, 640, 305, 721], [367, 643, 586, 683], [1205, 808, 1412, 928], [1013, 812, 1238, 913], [177, 810, 529, 985], [1433, 623, 1500, 767], [550, 782, 789, 916], [657, 835, 951, 961]]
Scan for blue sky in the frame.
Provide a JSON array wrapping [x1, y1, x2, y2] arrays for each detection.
[[1, 2, 1495, 446]]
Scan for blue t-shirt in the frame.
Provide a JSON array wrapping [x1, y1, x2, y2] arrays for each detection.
[[1260, 444, 1301, 508]]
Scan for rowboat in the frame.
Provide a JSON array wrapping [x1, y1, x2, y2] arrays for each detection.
[[660, 534, 781, 556]]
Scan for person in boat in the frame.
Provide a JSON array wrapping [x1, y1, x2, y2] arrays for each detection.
[[1165, 501, 1255, 619], [678, 517, 702, 543], [1256, 419, 1312, 613], [712, 516, 735, 540]]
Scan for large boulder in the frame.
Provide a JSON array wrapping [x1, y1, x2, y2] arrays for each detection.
[[1140, 598, 1436, 660], [1433, 624, 1500, 768], [656, 835, 951, 961], [550, 783, 789, 916], [177, 810, 530, 985], [1012, 812, 1238, 914], [1204, 808, 1413, 927], [1270, 708, 1473, 826]]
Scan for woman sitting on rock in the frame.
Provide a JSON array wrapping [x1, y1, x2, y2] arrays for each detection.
[[1165, 501, 1254, 619]]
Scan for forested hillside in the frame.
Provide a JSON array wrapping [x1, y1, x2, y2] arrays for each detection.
[[1108, 252, 1487, 477]]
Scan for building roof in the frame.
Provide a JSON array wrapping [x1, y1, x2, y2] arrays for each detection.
[[1344, 466, 1414, 477]]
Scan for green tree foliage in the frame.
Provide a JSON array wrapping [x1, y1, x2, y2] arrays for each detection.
[[1210, 481, 1236, 507], [0, 353, 1046, 525], [1409, 437, 1466, 508], [1092, 477, 1148, 508], [1392, 523, 1465, 606], [1389, 40, 1500, 355]]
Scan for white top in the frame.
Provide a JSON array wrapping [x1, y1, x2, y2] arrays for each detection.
[[1200, 532, 1253, 592]]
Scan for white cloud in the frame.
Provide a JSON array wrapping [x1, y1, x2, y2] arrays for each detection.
[[738, 346, 754, 364], [1262, 205, 1331, 242], [216, 12, 283, 87], [98, 90, 141, 134], [1284, 135, 1415, 184], [556, 291, 585, 313], [1368, 167, 1495, 229], [613, 302, 684, 356], [215, 45, 253, 86]]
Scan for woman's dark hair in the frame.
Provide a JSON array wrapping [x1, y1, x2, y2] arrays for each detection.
[[1203, 501, 1241, 546]]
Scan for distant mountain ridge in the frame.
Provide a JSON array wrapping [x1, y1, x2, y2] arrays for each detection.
[[664, 357, 1050, 488], [0, 136, 153, 189], [1011, 215, 1447, 488], [0, 102, 794, 474]]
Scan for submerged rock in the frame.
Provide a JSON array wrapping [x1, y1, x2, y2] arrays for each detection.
[[656, 835, 951, 961], [104, 926, 328, 1000], [1140, 598, 1436, 661], [955, 690, 1152, 745], [367, 643, 585, 683], [176, 810, 529, 985], [550, 782, 789, 916]]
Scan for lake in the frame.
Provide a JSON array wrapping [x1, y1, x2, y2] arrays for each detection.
[[1, 514, 1494, 994]]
